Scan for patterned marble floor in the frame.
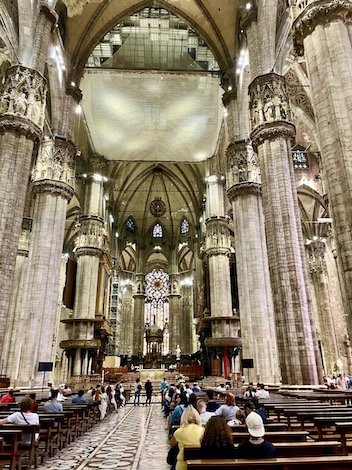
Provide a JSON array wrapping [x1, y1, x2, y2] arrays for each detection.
[[37, 404, 171, 470]]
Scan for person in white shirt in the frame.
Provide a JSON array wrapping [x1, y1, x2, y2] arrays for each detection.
[[255, 384, 270, 399], [0, 396, 39, 444], [197, 400, 215, 426]]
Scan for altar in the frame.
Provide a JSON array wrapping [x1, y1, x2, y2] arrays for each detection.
[[140, 369, 166, 382]]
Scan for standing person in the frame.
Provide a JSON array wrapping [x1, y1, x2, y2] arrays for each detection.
[[99, 386, 108, 420], [110, 386, 118, 412], [215, 393, 239, 422], [118, 384, 126, 407], [134, 378, 142, 406], [161, 377, 168, 405], [145, 378, 153, 406], [169, 406, 204, 470], [200, 416, 237, 459], [237, 411, 276, 458], [0, 396, 39, 444]]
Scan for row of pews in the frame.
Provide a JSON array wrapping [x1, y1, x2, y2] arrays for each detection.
[[185, 389, 352, 469], [0, 400, 102, 470]]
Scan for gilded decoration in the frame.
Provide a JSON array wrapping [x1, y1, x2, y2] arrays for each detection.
[[33, 138, 76, 187], [0, 65, 46, 131], [249, 73, 292, 130], [293, 0, 352, 55], [150, 197, 166, 217], [75, 217, 109, 253], [227, 141, 260, 187]]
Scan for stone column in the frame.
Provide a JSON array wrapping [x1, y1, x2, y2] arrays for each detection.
[[204, 178, 242, 373], [15, 138, 75, 387], [0, 65, 46, 358], [227, 140, 280, 384], [169, 248, 181, 354], [293, 1, 352, 338], [249, 72, 323, 384], [133, 272, 146, 355], [2, 218, 32, 378], [60, 174, 109, 377], [307, 239, 340, 374], [180, 281, 194, 354]]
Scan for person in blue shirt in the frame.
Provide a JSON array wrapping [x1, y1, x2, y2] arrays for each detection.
[[72, 390, 86, 404], [192, 382, 201, 392]]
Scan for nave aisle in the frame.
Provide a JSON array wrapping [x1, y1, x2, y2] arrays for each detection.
[[37, 405, 170, 470]]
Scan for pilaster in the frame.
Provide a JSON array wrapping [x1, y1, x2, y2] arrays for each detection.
[[133, 273, 146, 355]]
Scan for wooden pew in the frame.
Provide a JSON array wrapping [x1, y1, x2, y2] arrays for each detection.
[[231, 431, 309, 444], [335, 422, 352, 454], [0, 429, 23, 470], [184, 441, 346, 460], [186, 455, 352, 469], [229, 424, 288, 433]]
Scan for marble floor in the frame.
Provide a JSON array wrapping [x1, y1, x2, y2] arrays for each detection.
[[37, 404, 170, 470]]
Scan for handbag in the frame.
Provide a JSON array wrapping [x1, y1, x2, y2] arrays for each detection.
[[166, 443, 179, 466]]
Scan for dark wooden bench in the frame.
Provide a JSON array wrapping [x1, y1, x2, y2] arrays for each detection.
[[231, 431, 309, 444], [229, 423, 288, 433], [184, 440, 345, 461], [186, 455, 352, 469]]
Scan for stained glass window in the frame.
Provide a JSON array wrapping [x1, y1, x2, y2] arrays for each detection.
[[180, 219, 190, 234], [152, 223, 163, 238], [144, 269, 169, 355], [126, 217, 135, 232]]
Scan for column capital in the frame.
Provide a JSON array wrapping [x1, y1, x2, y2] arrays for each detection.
[[227, 181, 262, 202], [74, 217, 109, 253], [226, 140, 260, 186], [251, 121, 296, 151], [293, 0, 352, 56], [18, 217, 33, 256], [0, 65, 46, 136], [239, 7, 258, 32], [40, 1, 59, 27], [32, 179, 75, 201], [205, 216, 231, 258], [33, 137, 77, 187], [66, 83, 83, 103]]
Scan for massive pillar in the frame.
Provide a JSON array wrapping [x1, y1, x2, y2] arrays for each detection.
[[0, 2, 57, 374], [293, 0, 352, 339], [60, 174, 109, 378], [204, 178, 241, 378], [2, 219, 32, 378], [226, 140, 280, 383], [306, 239, 340, 374], [16, 138, 75, 386], [169, 250, 181, 354], [249, 72, 322, 384], [0, 65, 46, 359], [133, 272, 146, 355]]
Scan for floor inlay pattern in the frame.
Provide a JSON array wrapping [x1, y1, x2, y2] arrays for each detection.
[[37, 404, 170, 470]]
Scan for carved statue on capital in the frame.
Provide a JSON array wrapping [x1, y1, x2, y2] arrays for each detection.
[[74, 217, 109, 253], [227, 141, 260, 186], [307, 239, 327, 274], [0, 65, 46, 129], [205, 219, 231, 254], [33, 138, 76, 186], [249, 74, 291, 130]]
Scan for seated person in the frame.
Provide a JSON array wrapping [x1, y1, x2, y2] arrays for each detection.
[[215, 393, 239, 421], [63, 385, 72, 396], [72, 390, 86, 404], [237, 411, 276, 459], [29, 393, 38, 412], [0, 389, 16, 403], [197, 400, 215, 426], [205, 390, 219, 412], [171, 392, 189, 425], [255, 383, 270, 399], [243, 382, 256, 399], [0, 396, 39, 444], [44, 389, 64, 413], [244, 400, 267, 424], [200, 416, 237, 459], [192, 383, 201, 393]]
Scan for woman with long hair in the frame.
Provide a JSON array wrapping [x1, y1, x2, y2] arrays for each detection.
[[215, 393, 239, 421], [200, 416, 236, 459], [169, 406, 204, 470]]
